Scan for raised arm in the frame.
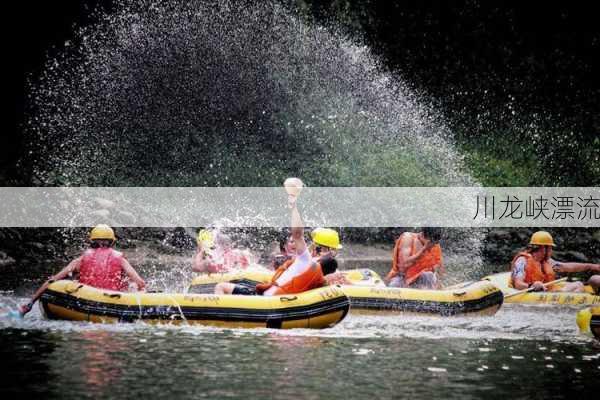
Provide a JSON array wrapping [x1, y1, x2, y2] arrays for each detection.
[[19, 257, 82, 316], [289, 194, 306, 255]]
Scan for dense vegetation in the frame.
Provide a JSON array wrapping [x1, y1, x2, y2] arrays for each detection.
[[3, 1, 599, 187], [290, 0, 599, 186]]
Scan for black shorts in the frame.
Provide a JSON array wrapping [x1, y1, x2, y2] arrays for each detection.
[[232, 285, 258, 296]]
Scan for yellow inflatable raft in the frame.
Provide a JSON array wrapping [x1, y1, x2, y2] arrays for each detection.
[[483, 272, 600, 305], [187, 268, 386, 293], [39, 280, 349, 329], [340, 280, 503, 316], [189, 269, 503, 316], [576, 307, 600, 340]]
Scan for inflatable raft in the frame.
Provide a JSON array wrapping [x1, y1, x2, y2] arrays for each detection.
[[189, 269, 504, 316], [39, 280, 349, 329], [187, 268, 386, 293], [188, 269, 274, 294], [483, 272, 600, 305], [576, 307, 600, 340], [340, 280, 503, 316]]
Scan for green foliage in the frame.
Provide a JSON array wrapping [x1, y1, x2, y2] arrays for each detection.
[[457, 139, 540, 186], [456, 127, 600, 187]]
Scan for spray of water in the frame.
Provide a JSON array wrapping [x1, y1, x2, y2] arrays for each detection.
[[21, 0, 485, 278], [24, 0, 474, 188]]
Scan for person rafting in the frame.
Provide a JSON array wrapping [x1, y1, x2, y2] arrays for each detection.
[[192, 230, 252, 273], [310, 228, 352, 285], [510, 231, 600, 292], [271, 227, 350, 283], [18, 224, 146, 316], [385, 228, 445, 289], [215, 178, 342, 295], [192, 229, 215, 272], [269, 230, 296, 269]]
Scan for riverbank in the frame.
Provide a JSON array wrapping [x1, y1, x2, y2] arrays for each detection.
[[1, 228, 599, 274]]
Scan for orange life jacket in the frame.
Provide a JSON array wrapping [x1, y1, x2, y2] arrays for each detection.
[[256, 258, 326, 295], [386, 232, 442, 285], [510, 251, 555, 286]]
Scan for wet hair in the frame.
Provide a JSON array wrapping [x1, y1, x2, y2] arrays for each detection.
[[90, 239, 114, 248], [278, 235, 289, 252], [422, 227, 442, 242], [319, 255, 338, 275], [277, 229, 291, 252]]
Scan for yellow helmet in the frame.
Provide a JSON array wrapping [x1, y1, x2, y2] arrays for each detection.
[[311, 228, 343, 249], [89, 224, 116, 241], [529, 231, 555, 247], [197, 229, 214, 248]]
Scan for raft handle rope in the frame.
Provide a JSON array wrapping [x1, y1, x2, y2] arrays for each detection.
[[280, 296, 298, 302], [65, 284, 84, 295]]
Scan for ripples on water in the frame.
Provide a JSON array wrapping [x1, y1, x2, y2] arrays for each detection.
[[0, 293, 593, 342], [1, 292, 599, 399]]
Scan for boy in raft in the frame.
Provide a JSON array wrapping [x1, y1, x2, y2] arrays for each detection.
[[510, 231, 600, 292], [384, 227, 445, 289], [19, 224, 146, 316], [269, 230, 296, 269], [214, 189, 343, 296], [192, 230, 252, 273]]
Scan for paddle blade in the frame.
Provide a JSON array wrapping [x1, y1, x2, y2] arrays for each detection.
[[1, 310, 23, 319]]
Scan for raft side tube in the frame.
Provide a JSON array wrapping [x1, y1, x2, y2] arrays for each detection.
[[341, 281, 503, 316], [190, 269, 504, 316], [40, 280, 349, 329], [483, 272, 600, 305]]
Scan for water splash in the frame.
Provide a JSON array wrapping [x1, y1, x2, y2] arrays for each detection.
[[1, 291, 592, 343], [20, 0, 486, 274], [24, 0, 474, 188]]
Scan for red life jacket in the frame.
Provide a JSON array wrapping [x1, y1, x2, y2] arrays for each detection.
[[79, 248, 125, 291], [510, 251, 555, 286], [256, 258, 326, 295], [208, 249, 250, 273]]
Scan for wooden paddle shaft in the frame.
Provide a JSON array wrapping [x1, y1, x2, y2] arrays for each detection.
[[504, 277, 568, 298]]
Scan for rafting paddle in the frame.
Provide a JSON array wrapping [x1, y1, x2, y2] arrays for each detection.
[[6, 310, 23, 319], [0, 306, 24, 319], [504, 277, 568, 299]]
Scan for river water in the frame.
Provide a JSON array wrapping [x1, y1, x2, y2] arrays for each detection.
[[1, 303, 599, 399], [1, 259, 599, 399]]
